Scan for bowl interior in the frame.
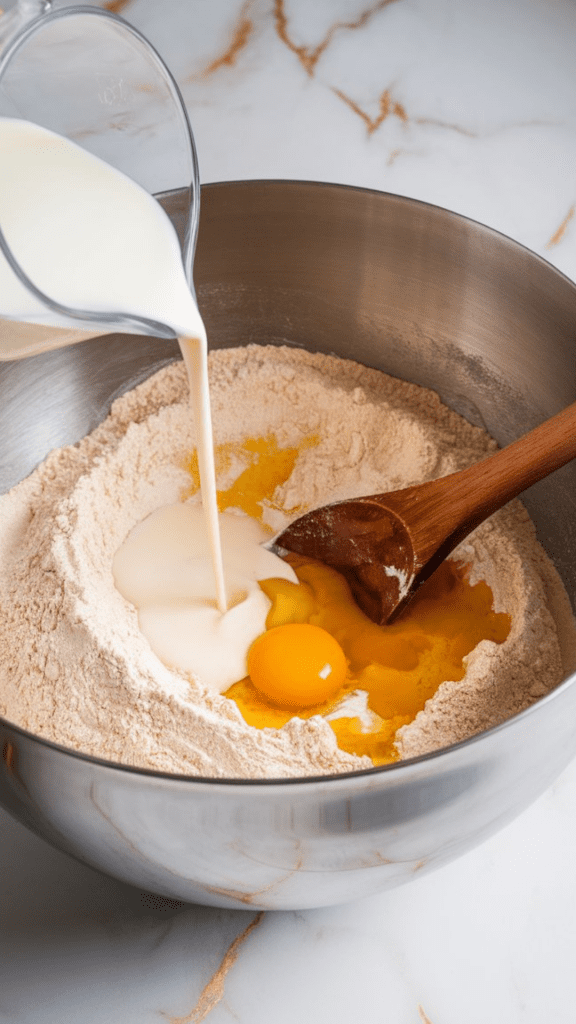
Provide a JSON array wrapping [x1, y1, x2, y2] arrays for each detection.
[[3, 181, 575, 608]]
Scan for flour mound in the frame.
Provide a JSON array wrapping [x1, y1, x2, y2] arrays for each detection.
[[0, 345, 573, 778]]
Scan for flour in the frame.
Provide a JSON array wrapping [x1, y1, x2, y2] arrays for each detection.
[[0, 344, 574, 778]]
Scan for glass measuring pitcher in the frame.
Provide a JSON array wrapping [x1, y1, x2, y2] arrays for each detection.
[[0, 3, 200, 360]]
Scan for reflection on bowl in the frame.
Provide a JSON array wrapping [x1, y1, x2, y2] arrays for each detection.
[[1, 182, 576, 910]]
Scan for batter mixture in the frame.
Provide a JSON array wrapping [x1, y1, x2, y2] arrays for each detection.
[[0, 344, 574, 777]]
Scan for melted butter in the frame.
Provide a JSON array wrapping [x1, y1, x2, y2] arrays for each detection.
[[183, 432, 319, 518]]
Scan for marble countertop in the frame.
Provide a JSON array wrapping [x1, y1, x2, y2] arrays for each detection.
[[1, 1, 576, 1022]]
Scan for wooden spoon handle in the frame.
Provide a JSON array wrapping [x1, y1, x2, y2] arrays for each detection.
[[453, 398, 576, 508], [388, 400, 576, 568]]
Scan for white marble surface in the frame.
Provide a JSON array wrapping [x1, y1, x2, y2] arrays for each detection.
[[1, 1, 576, 1021]]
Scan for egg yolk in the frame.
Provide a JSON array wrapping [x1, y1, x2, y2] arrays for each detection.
[[227, 556, 511, 765], [248, 623, 347, 708], [184, 432, 512, 766]]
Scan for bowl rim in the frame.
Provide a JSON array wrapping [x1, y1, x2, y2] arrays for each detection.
[[2, 665, 576, 787], [2, 179, 576, 788]]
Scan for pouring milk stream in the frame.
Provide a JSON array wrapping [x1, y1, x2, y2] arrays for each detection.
[[0, 118, 296, 690]]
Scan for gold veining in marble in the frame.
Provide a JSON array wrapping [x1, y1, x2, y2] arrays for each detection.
[[546, 204, 575, 248], [386, 146, 426, 166], [104, 0, 133, 13], [167, 912, 264, 1024], [201, 0, 255, 77], [415, 116, 477, 138], [274, 0, 399, 77], [418, 1007, 435, 1024], [332, 85, 407, 135]]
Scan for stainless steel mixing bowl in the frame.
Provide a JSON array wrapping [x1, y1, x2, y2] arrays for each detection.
[[2, 182, 576, 911]]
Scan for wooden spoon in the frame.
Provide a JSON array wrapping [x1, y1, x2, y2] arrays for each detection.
[[272, 401, 576, 625]]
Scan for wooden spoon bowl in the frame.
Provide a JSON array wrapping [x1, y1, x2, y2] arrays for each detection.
[[273, 400, 576, 624]]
